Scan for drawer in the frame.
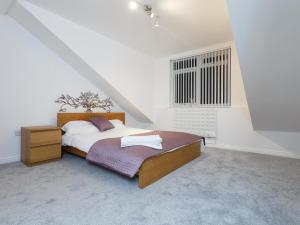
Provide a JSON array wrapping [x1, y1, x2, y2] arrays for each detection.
[[30, 144, 61, 163], [30, 130, 61, 147]]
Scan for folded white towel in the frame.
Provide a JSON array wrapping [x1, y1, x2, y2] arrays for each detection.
[[121, 135, 162, 145], [121, 135, 163, 150], [122, 142, 163, 150]]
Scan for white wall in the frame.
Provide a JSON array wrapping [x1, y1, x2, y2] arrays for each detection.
[[13, 0, 154, 123], [227, 0, 300, 132], [0, 15, 141, 164], [2, 4, 299, 165], [153, 41, 300, 159]]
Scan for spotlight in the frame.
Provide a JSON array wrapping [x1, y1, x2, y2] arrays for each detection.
[[129, 1, 138, 10], [129, 1, 161, 28], [154, 19, 160, 27]]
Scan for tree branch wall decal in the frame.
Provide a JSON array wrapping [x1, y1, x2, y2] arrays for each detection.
[[55, 91, 114, 112]]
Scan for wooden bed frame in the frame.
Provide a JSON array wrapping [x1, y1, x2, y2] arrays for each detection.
[[57, 112, 201, 188]]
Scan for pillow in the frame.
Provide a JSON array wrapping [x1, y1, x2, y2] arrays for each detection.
[[109, 119, 125, 128], [62, 120, 91, 132], [62, 120, 99, 134], [90, 117, 115, 132]]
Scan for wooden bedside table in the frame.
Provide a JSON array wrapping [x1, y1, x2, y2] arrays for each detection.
[[21, 126, 62, 166]]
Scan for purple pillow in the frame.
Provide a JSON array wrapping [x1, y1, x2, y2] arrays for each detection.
[[89, 116, 115, 132]]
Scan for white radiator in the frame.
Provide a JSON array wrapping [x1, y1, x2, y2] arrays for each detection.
[[174, 108, 217, 143]]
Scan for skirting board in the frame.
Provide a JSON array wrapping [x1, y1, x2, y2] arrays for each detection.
[[0, 154, 20, 165], [208, 144, 300, 159], [1, 145, 299, 164]]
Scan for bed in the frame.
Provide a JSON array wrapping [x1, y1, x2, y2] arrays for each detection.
[[57, 112, 202, 188]]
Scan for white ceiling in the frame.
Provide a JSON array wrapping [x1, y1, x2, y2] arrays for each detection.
[[25, 0, 233, 57]]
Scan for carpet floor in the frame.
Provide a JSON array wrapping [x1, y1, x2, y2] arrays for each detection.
[[0, 148, 299, 225]]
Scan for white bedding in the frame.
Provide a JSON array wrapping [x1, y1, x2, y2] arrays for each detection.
[[62, 127, 151, 153]]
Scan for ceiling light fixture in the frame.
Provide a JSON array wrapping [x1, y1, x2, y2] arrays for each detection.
[[129, 1, 138, 10], [143, 5, 152, 16], [154, 16, 160, 27], [129, 1, 160, 28]]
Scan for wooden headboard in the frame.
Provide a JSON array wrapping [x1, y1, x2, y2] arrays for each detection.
[[57, 112, 125, 127]]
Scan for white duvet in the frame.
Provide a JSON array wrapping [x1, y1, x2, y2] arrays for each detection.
[[62, 127, 151, 153]]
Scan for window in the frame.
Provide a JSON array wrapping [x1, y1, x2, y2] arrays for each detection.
[[171, 48, 231, 107]]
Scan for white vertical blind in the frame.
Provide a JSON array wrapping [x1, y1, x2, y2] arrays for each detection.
[[171, 48, 231, 107]]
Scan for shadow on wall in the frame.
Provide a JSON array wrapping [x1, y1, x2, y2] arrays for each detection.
[[258, 131, 300, 157]]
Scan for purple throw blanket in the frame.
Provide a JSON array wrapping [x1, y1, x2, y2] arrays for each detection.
[[86, 131, 204, 178]]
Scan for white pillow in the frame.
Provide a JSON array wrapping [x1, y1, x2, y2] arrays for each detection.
[[109, 119, 125, 128], [62, 120, 99, 134]]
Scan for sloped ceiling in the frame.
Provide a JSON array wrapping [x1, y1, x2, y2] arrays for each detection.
[[227, 0, 300, 132], [9, 0, 154, 123], [25, 0, 233, 57], [0, 0, 14, 14]]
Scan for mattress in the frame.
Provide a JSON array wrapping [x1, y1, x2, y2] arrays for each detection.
[[62, 127, 152, 153]]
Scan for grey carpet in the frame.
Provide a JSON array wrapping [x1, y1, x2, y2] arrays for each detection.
[[0, 148, 299, 225]]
